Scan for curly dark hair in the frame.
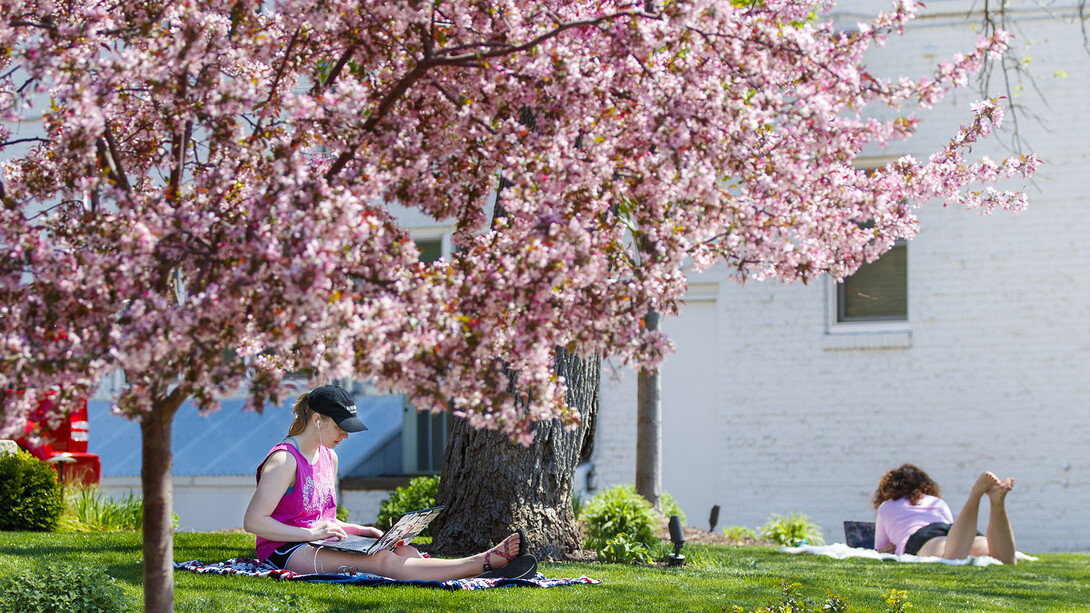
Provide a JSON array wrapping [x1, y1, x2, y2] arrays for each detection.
[[872, 463, 942, 509]]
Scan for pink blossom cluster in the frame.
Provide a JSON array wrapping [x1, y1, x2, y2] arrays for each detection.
[[0, 0, 1037, 440]]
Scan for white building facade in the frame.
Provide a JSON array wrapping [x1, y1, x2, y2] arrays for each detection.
[[592, 0, 1090, 553]]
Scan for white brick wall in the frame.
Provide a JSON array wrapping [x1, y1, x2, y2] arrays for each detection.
[[340, 489, 390, 527], [99, 476, 253, 533], [593, 2, 1090, 553]]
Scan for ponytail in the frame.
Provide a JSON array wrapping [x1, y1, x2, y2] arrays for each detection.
[[287, 392, 314, 436]]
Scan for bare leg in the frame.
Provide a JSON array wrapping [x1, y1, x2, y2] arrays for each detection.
[[393, 544, 423, 558], [985, 477, 1017, 565], [942, 472, 999, 560], [284, 532, 521, 580]]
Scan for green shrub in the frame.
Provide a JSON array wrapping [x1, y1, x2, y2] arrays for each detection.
[[0, 561, 127, 612], [377, 475, 441, 536], [760, 513, 825, 547], [660, 491, 687, 525], [58, 484, 178, 532], [60, 485, 137, 532], [723, 525, 759, 542], [597, 532, 652, 564], [581, 484, 658, 550], [572, 492, 585, 519], [0, 450, 64, 531]]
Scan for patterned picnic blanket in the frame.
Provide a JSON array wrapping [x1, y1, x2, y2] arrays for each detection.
[[174, 558, 601, 590]]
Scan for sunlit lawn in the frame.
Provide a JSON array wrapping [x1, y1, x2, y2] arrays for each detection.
[[2, 532, 1089, 612]]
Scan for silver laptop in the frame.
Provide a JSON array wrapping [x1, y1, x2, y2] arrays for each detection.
[[309, 506, 445, 555]]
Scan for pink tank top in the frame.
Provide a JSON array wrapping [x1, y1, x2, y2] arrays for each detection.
[[254, 440, 338, 562]]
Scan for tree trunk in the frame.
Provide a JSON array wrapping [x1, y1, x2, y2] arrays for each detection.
[[432, 349, 599, 560], [635, 306, 662, 511], [140, 392, 184, 613]]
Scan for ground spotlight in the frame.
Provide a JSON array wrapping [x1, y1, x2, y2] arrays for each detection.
[[667, 514, 685, 567]]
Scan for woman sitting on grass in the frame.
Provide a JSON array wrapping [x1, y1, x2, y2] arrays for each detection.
[[244, 384, 537, 580], [873, 463, 1017, 565]]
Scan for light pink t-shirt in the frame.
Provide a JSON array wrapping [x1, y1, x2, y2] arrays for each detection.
[[874, 495, 954, 555], [254, 441, 338, 562]]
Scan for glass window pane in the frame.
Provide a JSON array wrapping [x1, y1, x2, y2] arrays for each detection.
[[415, 238, 443, 263], [429, 412, 447, 472], [416, 410, 429, 471], [838, 244, 907, 322]]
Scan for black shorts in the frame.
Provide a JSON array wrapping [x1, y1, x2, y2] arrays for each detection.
[[904, 522, 984, 555], [265, 542, 308, 569]]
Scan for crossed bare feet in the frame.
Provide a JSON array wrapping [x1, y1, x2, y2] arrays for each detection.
[[988, 476, 1015, 504], [972, 471, 1015, 504]]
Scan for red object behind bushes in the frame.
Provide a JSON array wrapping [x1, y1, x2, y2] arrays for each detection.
[[6, 389, 101, 486]]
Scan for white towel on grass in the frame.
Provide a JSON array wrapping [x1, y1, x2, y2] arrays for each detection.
[[780, 543, 1038, 567]]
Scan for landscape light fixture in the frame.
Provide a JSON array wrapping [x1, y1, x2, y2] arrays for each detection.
[[709, 505, 720, 533], [46, 454, 76, 492], [667, 514, 685, 567]]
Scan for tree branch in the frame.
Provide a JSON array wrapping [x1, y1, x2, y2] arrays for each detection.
[[427, 77, 498, 135], [311, 44, 357, 97], [325, 59, 431, 179], [15, 76, 36, 94], [324, 9, 653, 180], [1, 137, 48, 147], [102, 122, 131, 192], [26, 199, 85, 221], [8, 19, 57, 32], [88, 176, 100, 217], [261, 26, 303, 108], [168, 121, 193, 201], [431, 10, 653, 65]]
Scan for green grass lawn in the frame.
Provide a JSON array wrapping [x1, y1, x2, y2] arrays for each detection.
[[1, 532, 1089, 612]]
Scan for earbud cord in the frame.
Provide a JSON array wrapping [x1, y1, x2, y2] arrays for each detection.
[[305, 544, 323, 574], [315, 418, 323, 575]]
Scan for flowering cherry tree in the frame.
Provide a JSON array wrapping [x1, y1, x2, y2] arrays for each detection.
[[1, 0, 1036, 609]]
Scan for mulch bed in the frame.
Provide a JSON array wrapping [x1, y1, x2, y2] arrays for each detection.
[[562, 524, 773, 562]]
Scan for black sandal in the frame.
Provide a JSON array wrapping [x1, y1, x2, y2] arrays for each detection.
[[478, 553, 538, 580]]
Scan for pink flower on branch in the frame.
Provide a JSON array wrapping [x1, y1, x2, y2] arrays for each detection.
[[0, 0, 1036, 441]]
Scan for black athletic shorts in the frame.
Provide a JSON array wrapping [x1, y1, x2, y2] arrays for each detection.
[[904, 522, 984, 555], [264, 541, 308, 569]]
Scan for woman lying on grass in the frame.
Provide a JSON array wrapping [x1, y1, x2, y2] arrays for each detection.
[[873, 464, 1017, 565], [244, 384, 537, 580]]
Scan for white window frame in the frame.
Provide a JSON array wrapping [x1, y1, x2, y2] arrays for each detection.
[[823, 157, 912, 349], [400, 226, 457, 474]]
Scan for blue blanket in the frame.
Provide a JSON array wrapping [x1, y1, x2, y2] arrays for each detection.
[[174, 558, 601, 590]]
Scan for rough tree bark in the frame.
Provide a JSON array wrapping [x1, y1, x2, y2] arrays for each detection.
[[140, 390, 184, 613], [432, 349, 599, 559]]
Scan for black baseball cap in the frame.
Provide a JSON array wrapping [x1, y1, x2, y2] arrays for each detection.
[[308, 385, 367, 433]]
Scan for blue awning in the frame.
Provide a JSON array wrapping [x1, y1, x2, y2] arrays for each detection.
[[88, 393, 404, 479]]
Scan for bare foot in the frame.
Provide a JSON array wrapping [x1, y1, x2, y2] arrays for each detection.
[[482, 532, 520, 571], [987, 477, 1015, 504], [972, 471, 1001, 498]]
